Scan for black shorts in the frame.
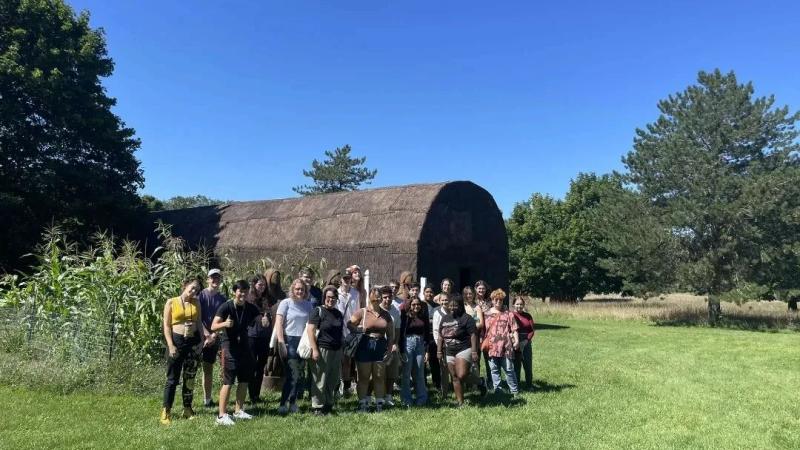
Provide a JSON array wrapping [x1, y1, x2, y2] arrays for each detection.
[[202, 341, 220, 364], [220, 347, 254, 385]]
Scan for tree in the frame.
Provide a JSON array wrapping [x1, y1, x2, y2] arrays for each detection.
[[0, 0, 143, 270], [622, 69, 800, 321], [508, 173, 623, 300], [292, 145, 377, 196], [161, 195, 224, 210], [140, 195, 164, 212]]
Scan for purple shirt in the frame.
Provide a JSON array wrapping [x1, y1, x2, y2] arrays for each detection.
[[198, 289, 227, 332]]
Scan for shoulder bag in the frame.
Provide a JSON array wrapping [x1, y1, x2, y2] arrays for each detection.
[[298, 306, 322, 359], [343, 307, 366, 358]]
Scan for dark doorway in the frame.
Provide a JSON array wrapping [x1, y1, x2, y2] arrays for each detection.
[[458, 267, 472, 292]]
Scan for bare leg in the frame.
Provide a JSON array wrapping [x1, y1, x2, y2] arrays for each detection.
[[235, 383, 248, 412], [218, 384, 231, 417], [447, 361, 463, 404], [203, 362, 214, 402]]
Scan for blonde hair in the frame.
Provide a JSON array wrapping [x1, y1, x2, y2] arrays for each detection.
[[289, 278, 308, 300], [490, 288, 506, 302]]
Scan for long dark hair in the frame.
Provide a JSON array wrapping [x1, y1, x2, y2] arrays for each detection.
[[249, 274, 267, 309]]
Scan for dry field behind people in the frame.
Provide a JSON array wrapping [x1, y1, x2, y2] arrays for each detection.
[[523, 293, 798, 331]]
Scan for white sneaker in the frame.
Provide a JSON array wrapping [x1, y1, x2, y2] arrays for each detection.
[[215, 414, 235, 426], [384, 395, 395, 407], [289, 403, 299, 413], [233, 410, 253, 420], [277, 404, 288, 415]]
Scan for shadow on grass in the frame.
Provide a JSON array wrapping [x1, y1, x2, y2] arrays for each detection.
[[535, 323, 570, 331], [653, 310, 800, 333]]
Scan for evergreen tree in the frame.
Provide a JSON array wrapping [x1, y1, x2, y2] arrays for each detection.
[[622, 69, 800, 321], [293, 145, 377, 196]]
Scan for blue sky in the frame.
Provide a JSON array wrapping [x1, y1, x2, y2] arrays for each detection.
[[70, 0, 800, 216]]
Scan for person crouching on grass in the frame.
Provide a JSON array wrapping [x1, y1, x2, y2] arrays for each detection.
[[161, 276, 205, 425], [438, 296, 484, 407], [211, 279, 259, 425]]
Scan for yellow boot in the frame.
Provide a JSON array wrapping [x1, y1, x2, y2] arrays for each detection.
[[160, 407, 171, 425], [182, 407, 196, 420]]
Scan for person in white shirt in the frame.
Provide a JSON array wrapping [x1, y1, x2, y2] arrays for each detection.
[[337, 268, 360, 397]]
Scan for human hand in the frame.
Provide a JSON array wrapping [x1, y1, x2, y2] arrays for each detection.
[[312, 348, 320, 361], [472, 351, 479, 362], [223, 318, 234, 328], [261, 314, 270, 327], [168, 344, 177, 358]]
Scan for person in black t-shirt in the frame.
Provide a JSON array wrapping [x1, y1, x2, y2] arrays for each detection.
[[307, 285, 345, 415], [437, 296, 484, 406], [211, 280, 259, 426]]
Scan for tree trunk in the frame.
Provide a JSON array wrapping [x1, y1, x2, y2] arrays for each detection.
[[707, 295, 722, 326]]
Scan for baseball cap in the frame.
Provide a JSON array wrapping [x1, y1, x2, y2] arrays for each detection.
[[207, 268, 222, 277], [342, 268, 353, 279]]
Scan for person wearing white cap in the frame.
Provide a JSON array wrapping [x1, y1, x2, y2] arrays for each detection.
[[198, 268, 228, 407]]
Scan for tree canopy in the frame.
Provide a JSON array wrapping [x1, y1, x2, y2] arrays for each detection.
[[293, 145, 377, 196], [508, 173, 622, 300], [620, 69, 800, 314], [0, 0, 143, 270]]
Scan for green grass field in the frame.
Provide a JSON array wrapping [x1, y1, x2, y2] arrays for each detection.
[[2, 315, 798, 449]]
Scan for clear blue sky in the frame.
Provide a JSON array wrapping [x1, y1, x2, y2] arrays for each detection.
[[70, 0, 800, 216]]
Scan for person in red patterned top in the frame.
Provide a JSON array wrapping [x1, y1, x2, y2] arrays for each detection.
[[512, 297, 534, 390], [482, 289, 519, 395]]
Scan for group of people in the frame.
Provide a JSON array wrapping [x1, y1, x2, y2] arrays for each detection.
[[159, 265, 535, 426]]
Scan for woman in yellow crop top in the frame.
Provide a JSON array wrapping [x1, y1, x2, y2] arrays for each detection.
[[160, 276, 206, 425]]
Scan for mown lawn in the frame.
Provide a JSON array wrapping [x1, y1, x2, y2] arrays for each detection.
[[2, 315, 798, 449]]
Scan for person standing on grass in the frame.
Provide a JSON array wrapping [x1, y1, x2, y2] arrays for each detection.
[[349, 287, 395, 413], [512, 297, 535, 389], [438, 296, 485, 407], [462, 285, 485, 391], [211, 279, 259, 425], [275, 279, 313, 415], [431, 294, 452, 397], [400, 296, 431, 406], [299, 267, 322, 305], [263, 269, 286, 386], [246, 274, 271, 404], [198, 268, 227, 408], [382, 281, 403, 407], [307, 285, 345, 415], [421, 285, 441, 392], [160, 276, 204, 425], [337, 268, 360, 397], [474, 280, 492, 388], [483, 289, 520, 396], [433, 278, 454, 305]]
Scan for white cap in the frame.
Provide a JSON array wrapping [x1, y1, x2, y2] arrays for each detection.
[[207, 268, 222, 277]]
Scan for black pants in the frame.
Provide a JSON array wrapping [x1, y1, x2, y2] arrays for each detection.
[[248, 335, 269, 401], [163, 333, 200, 409], [426, 341, 441, 389]]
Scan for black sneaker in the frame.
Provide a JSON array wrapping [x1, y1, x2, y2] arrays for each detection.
[[203, 399, 216, 408], [478, 380, 487, 397]]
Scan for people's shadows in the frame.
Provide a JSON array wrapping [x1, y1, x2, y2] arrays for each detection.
[[524, 379, 575, 393], [535, 323, 570, 330]]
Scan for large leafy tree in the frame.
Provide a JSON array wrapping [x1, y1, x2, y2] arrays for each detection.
[[623, 69, 800, 320], [293, 145, 377, 196], [508, 173, 622, 300], [0, 0, 144, 270]]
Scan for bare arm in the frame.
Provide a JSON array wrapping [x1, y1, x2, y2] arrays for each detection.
[[162, 301, 174, 350], [274, 314, 286, 344], [211, 314, 231, 332]]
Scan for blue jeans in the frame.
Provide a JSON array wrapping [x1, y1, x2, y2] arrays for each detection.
[[488, 356, 519, 394], [401, 334, 428, 405], [280, 335, 305, 405]]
